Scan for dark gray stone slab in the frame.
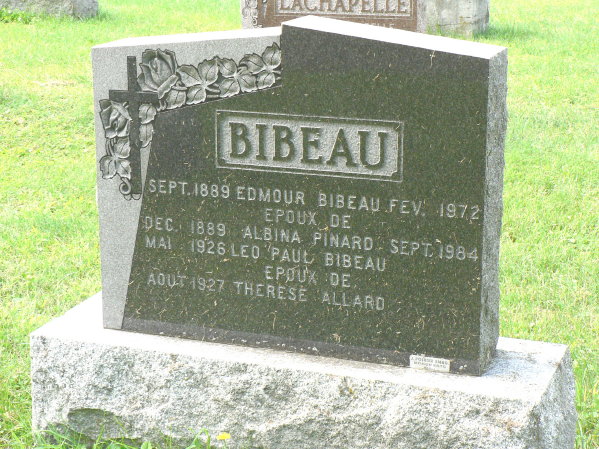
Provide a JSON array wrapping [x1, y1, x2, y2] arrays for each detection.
[[94, 17, 507, 375]]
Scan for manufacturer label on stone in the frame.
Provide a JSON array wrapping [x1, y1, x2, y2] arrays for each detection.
[[216, 110, 403, 181], [410, 355, 451, 372]]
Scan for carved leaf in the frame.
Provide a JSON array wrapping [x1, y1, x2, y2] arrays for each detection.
[[262, 43, 281, 69], [186, 85, 207, 105], [237, 69, 258, 93], [257, 71, 276, 89], [139, 123, 154, 148], [240, 53, 266, 74], [116, 159, 131, 179], [114, 137, 131, 159], [99, 154, 117, 179], [164, 86, 187, 109], [220, 78, 240, 98], [218, 58, 238, 78], [139, 103, 157, 125], [112, 101, 131, 121], [177, 65, 202, 87], [197, 58, 219, 85]]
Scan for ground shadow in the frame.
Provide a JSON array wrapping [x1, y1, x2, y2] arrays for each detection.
[[477, 23, 540, 41]]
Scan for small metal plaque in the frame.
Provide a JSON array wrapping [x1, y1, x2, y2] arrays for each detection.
[[410, 354, 451, 372]]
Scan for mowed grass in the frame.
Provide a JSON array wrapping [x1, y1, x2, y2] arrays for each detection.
[[0, 0, 597, 447]]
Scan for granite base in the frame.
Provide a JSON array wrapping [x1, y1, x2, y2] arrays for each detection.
[[31, 294, 576, 449]]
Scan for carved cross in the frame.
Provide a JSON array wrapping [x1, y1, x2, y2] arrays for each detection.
[[109, 56, 159, 196]]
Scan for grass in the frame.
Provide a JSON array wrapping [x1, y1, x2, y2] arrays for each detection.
[[32, 428, 233, 449], [0, 0, 597, 447]]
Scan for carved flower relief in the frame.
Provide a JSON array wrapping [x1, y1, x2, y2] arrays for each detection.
[[218, 57, 258, 97], [99, 135, 131, 180], [99, 100, 131, 180], [137, 49, 186, 110], [138, 103, 157, 148], [176, 58, 220, 104], [100, 44, 282, 198], [99, 99, 130, 138], [240, 43, 281, 90]]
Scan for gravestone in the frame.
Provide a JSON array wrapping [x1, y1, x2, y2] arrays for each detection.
[[0, 0, 97, 18], [240, 0, 489, 35], [30, 18, 577, 449], [96, 16, 506, 376]]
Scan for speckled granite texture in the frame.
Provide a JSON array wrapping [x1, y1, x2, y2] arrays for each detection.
[[31, 294, 576, 449], [0, 0, 97, 17]]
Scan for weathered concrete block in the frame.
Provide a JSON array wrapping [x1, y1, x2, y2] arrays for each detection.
[[31, 294, 576, 449], [0, 0, 98, 18]]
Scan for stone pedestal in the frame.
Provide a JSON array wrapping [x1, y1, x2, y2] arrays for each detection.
[[424, 0, 489, 35], [0, 0, 98, 18], [31, 294, 576, 449]]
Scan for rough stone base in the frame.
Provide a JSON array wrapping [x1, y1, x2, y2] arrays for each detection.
[[0, 0, 97, 18], [31, 294, 576, 449]]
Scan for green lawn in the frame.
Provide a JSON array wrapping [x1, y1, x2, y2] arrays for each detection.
[[0, 0, 597, 448]]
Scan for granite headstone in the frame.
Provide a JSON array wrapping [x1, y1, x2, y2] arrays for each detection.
[[240, 0, 490, 35], [0, 0, 97, 18], [93, 17, 507, 375]]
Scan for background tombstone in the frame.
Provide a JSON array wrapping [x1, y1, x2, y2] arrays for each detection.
[[240, 0, 489, 35], [30, 18, 576, 449], [0, 0, 98, 18]]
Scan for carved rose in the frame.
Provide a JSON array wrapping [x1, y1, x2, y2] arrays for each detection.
[[99, 100, 130, 139], [137, 49, 179, 100], [100, 43, 282, 199]]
